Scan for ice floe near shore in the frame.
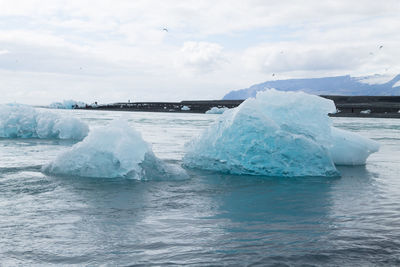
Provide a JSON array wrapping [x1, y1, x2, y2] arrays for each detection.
[[184, 89, 379, 177], [181, 105, 190, 111], [206, 106, 229, 114], [0, 104, 88, 140], [43, 120, 186, 179], [49, 100, 87, 109]]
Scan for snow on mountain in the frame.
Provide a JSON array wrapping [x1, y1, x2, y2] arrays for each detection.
[[223, 74, 400, 100], [356, 74, 397, 85], [393, 80, 400, 88]]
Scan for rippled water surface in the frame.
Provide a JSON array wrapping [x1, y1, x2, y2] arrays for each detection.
[[1, 110, 400, 266]]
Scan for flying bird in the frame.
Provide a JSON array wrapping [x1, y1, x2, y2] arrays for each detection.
[[163, 28, 168, 32], [379, 45, 383, 49]]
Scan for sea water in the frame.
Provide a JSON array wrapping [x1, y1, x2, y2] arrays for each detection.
[[1, 109, 399, 266]]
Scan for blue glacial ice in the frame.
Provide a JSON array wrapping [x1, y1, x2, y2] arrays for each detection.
[[205, 106, 229, 114], [0, 104, 88, 140], [183, 89, 379, 177], [43, 120, 186, 179]]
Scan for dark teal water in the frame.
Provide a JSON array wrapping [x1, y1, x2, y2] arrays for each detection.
[[1, 111, 399, 266]]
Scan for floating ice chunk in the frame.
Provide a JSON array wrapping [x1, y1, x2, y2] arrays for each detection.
[[43, 120, 185, 179], [329, 127, 380, 165], [184, 89, 379, 177], [0, 104, 88, 140], [44, 120, 152, 178], [205, 106, 229, 114], [184, 90, 339, 177], [49, 100, 87, 109], [360, 109, 371, 114], [181, 105, 190, 111]]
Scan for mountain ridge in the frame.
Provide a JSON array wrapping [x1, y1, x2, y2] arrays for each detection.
[[223, 74, 400, 100]]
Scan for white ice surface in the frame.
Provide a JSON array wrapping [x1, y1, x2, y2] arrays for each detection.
[[329, 127, 379, 165]]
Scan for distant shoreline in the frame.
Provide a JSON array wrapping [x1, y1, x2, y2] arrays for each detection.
[[329, 113, 400, 118], [74, 96, 400, 119]]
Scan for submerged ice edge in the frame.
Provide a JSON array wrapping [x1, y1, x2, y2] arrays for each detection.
[[0, 103, 89, 140], [42, 153, 188, 180], [183, 89, 380, 177]]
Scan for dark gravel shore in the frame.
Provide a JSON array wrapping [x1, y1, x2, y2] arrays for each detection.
[[77, 96, 400, 118]]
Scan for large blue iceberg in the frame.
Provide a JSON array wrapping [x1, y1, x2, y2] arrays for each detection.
[[0, 104, 88, 140], [43, 120, 185, 179], [184, 89, 379, 177]]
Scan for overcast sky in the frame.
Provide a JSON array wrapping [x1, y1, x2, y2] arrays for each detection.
[[0, 0, 399, 105]]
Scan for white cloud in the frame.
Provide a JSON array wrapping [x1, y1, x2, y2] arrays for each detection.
[[0, 0, 400, 104], [243, 38, 400, 78], [244, 44, 366, 73], [179, 41, 225, 73]]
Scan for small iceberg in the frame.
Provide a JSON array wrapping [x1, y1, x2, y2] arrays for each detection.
[[43, 120, 186, 179], [183, 89, 379, 177], [205, 106, 229, 114], [0, 104, 88, 140], [49, 100, 87, 109], [360, 109, 371, 114], [181, 105, 190, 111]]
